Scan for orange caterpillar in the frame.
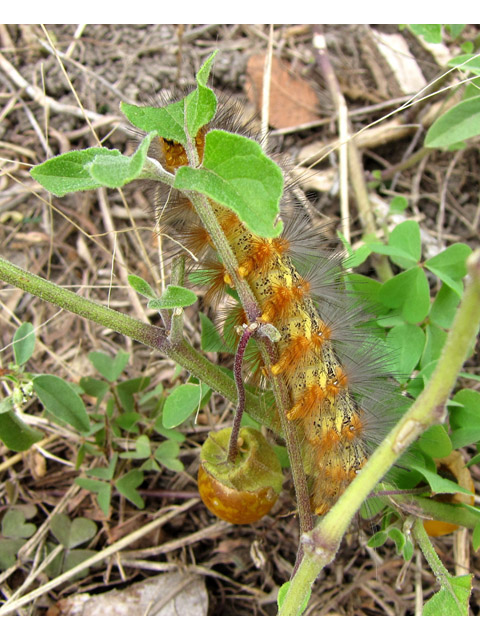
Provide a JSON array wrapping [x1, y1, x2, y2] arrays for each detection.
[[155, 100, 397, 515]]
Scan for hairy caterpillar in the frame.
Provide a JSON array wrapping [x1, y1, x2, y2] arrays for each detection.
[[155, 95, 400, 517]]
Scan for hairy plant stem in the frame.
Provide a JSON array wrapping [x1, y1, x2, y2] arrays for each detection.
[[412, 518, 456, 592], [279, 249, 480, 616], [0, 256, 270, 429]]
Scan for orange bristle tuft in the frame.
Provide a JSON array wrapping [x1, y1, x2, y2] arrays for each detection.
[[286, 384, 325, 421], [271, 335, 311, 376], [325, 367, 349, 398], [342, 413, 364, 441]]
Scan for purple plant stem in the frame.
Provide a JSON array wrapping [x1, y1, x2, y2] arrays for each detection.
[[227, 324, 256, 463]]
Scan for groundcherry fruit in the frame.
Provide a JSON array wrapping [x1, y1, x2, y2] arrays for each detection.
[[198, 427, 283, 524], [423, 451, 475, 537]]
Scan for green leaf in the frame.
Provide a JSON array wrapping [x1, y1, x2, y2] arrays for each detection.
[[448, 52, 480, 73], [424, 243, 472, 296], [423, 574, 472, 616], [409, 24, 442, 43], [473, 522, 480, 552], [86, 454, 118, 481], [50, 514, 97, 549], [162, 383, 206, 429], [421, 322, 447, 369], [12, 322, 36, 366], [174, 130, 284, 238], [1, 509, 37, 539], [147, 284, 197, 310], [388, 220, 421, 268], [88, 132, 157, 188], [430, 284, 461, 329], [88, 350, 129, 383], [121, 100, 187, 146], [418, 424, 452, 459], [154, 439, 184, 470], [30, 148, 122, 196], [120, 434, 151, 459], [0, 539, 24, 570], [115, 469, 144, 509], [0, 411, 43, 451], [63, 549, 97, 578], [128, 274, 156, 298], [33, 374, 90, 433], [115, 377, 151, 412], [449, 389, 480, 448], [367, 530, 388, 548], [446, 25, 466, 40], [403, 539, 414, 562], [425, 96, 480, 148], [409, 464, 473, 496], [153, 421, 186, 442], [386, 324, 425, 377], [389, 195, 408, 213], [196, 50, 218, 86], [75, 478, 111, 516], [79, 376, 110, 403], [185, 84, 217, 139], [114, 412, 141, 433], [379, 267, 430, 324], [388, 527, 405, 553], [200, 312, 229, 352]]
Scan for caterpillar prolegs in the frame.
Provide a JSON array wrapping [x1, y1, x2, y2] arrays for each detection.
[[155, 97, 400, 517]]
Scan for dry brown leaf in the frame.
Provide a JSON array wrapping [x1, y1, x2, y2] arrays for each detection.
[[245, 54, 320, 129]]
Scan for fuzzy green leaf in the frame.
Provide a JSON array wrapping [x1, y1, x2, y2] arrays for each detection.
[[423, 574, 472, 616], [174, 130, 284, 238], [30, 148, 121, 196], [12, 322, 36, 366], [88, 132, 157, 188], [128, 274, 156, 299], [425, 96, 480, 148], [88, 350, 129, 383], [147, 284, 197, 310], [121, 100, 187, 145], [185, 85, 217, 139], [0, 411, 43, 451]]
